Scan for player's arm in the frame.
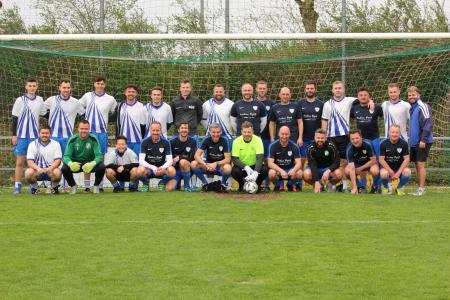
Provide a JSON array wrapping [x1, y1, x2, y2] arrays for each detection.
[[104, 152, 119, 170], [269, 121, 276, 142], [160, 142, 173, 169], [201, 102, 208, 128], [231, 155, 246, 169], [48, 159, 62, 172], [357, 156, 376, 173], [139, 153, 157, 172], [196, 98, 203, 126], [419, 105, 433, 147], [267, 157, 281, 172], [27, 159, 41, 172], [321, 102, 330, 132], [306, 147, 320, 183], [194, 148, 207, 168], [329, 143, 340, 172], [396, 154, 410, 176], [297, 118, 303, 146]]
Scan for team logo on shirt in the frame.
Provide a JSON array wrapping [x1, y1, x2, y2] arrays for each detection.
[[315, 107, 320, 112], [186, 147, 191, 152], [253, 106, 258, 111], [86, 143, 91, 150], [397, 148, 402, 153], [219, 146, 223, 151], [188, 105, 195, 109], [324, 150, 329, 156], [289, 109, 294, 113], [266, 106, 270, 111], [288, 151, 292, 156], [362, 149, 367, 154], [159, 147, 164, 153]]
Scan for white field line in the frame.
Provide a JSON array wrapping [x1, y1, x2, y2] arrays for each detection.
[[0, 220, 449, 226]]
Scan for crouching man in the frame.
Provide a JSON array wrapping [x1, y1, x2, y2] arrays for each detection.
[[105, 135, 140, 192]]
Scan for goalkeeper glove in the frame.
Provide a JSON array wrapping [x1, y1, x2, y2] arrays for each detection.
[[244, 165, 253, 175], [82, 161, 97, 173], [68, 161, 81, 172], [248, 171, 259, 182]]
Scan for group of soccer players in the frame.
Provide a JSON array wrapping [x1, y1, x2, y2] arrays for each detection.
[[12, 77, 433, 196]]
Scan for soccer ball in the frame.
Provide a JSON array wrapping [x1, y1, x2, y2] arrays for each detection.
[[243, 181, 258, 194]]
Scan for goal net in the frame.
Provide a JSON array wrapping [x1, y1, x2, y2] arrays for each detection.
[[0, 33, 449, 184]]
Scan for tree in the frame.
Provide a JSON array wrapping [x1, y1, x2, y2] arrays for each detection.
[[0, 5, 27, 34], [294, 0, 319, 33]]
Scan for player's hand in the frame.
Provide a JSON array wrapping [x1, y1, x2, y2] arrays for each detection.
[[37, 167, 45, 174], [419, 141, 426, 149], [117, 166, 124, 173], [68, 161, 81, 172], [209, 162, 218, 170], [82, 161, 97, 173], [351, 187, 358, 194], [322, 170, 331, 182], [280, 170, 289, 179], [388, 169, 395, 178], [297, 138, 303, 147], [392, 171, 401, 180], [248, 171, 259, 182], [287, 168, 296, 177], [155, 168, 164, 177], [244, 165, 253, 175], [11, 136, 18, 146], [172, 156, 180, 164], [314, 181, 322, 193], [368, 99, 375, 111]]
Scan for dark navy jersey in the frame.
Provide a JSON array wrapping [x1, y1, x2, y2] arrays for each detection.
[[170, 136, 197, 162], [269, 103, 302, 141], [380, 138, 409, 170], [268, 140, 300, 169], [259, 98, 275, 140], [297, 98, 323, 141], [230, 99, 267, 135], [350, 104, 383, 140], [200, 136, 229, 163], [346, 139, 374, 165], [140, 137, 171, 167]]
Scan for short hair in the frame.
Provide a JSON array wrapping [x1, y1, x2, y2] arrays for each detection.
[[349, 129, 362, 136], [241, 82, 253, 88], [26, 78, 37, 84], [151, 121, 161, 128], [78, 119, 90, 126], [116, 135, 128, 143], [213, 84, 224, 89], [389, 124, 401, 130], [332, 80, 345, 87], [256, 80, 267, 86], [180, 79, 192, 85], [178, 122, 189, 129], [357, 87, 371, 97], [388, 83, 400, 89], [39, 124, 51, 132], [315, 128, 326, 135], [59, 79, 71, 85], [241, 121, 253, 130], [407, 86, 421, 94], [304, 81, 316, 87], [209, 122, 221, 131], [150, 86, 163, 94], [94, 76, 106, 83], [125, 84, 138, 91]]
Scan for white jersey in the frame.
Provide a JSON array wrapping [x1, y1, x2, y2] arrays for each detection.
[[322, 97, 357, 137], [45, 95, 85, 139], [117, 100, 147, 143], [12, 95, 46, 139], [26, 139, 62, 168], [382, 99, 411, 140], [202, 97, 234, 139], [105, 148, 139, 166], [145, 102, 173, 138], [79, 91, 117, 133]]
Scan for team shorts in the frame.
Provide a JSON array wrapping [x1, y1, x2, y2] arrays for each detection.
[[410, 143, 432, 162], [13, 137, 35, 156], [115, 171, 131, 182], [330, 135, 350, 159], [37, 173, 51, 181], [92, 132, 108, 154], [300, 139, 314, 158]]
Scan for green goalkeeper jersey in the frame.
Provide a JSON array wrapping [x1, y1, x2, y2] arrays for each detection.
[[63, 133, 103, 164]]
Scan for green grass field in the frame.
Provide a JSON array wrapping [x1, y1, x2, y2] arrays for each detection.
[[1, 187, 449, 299]]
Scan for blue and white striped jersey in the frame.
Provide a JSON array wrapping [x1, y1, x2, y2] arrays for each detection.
[[45, 95, 85, 139], [145, 102, 173, 138], [382, 99, 410, 140], [117, 100, 147, 143], [26, 139, 62, 168], [79, 91, 117, 134], [202, 97, 234, 140], [322, 97, 357, 137], [12, 95, 46, 139]]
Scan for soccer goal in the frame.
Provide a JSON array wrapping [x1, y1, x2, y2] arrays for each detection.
[[0, 33, 449, 184]]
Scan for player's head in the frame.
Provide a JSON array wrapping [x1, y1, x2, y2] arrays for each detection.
[[388, 83, 401, 101], [150, 121, 162, 141], [314, 128, 327, 147], [407, 86, 421, 104], [279, 87, 291, 104], [388, 124, 401, 142], [77, 120, 90, 139], [278, 126, 291, 144], [180, 79, 192, 97], [241, 83, 254, 101], [357, 88, 371, 105], [241, 121, 254, 141], [177, 122, 189, 138], [304, 81, 317, 98], [349, 129, 363, 147], [150, 86, 163, 104], [59, 79, 71, 98], [255, 80, 268, 98], [332, 80, 345, 99], [125, 84, 138, 101], [25, 78, 38, 95], [209, 123, 222, 142], [38, 125, 51, 143], [94, 76, 106, 93], [213, 84, 225, 101], [115, 135, 128, 153]]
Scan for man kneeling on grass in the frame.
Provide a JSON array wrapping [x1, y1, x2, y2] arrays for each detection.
[[105, 135, 140, 192], [267, 126, 302, 192], [303, 128, 342, 193], [25, 125, 62, 194]]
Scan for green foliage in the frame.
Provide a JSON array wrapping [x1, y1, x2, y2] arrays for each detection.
[[0, 5, 27, 34]]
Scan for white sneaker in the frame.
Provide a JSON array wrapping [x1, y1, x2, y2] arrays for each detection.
[[411, 188, 425, 196], [45, 186, 52, 194], [93, 186, 100, 194], [70, 185, 78, 195]]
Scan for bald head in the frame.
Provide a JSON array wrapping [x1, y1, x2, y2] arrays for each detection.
[[278, 125, 291, 144], [279, 87, 291, 104]]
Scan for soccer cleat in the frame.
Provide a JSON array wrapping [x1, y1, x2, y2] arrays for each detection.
[[191, 185, 199, 192], [395, 187, 406, 196], [84, 187, 91, 193], [30, 187, 40, 195], [70, 186, 78, 195], [158, 184, 165, 192], [358, 186, 367, 194], [184, 186, 191, 192], [52, 185, 60, 195], [13, 188, 21, 195], [264, 186, 271, 192], [381, 186, 392, 195], [113, 186, 121, 193], [140, 185, 149, 193], [411, 188, 425, 196], [93, 186, 100, 194], [99, 188, 104, 193], [129, 187, 138, 192], [369, 186, 378, 194]]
